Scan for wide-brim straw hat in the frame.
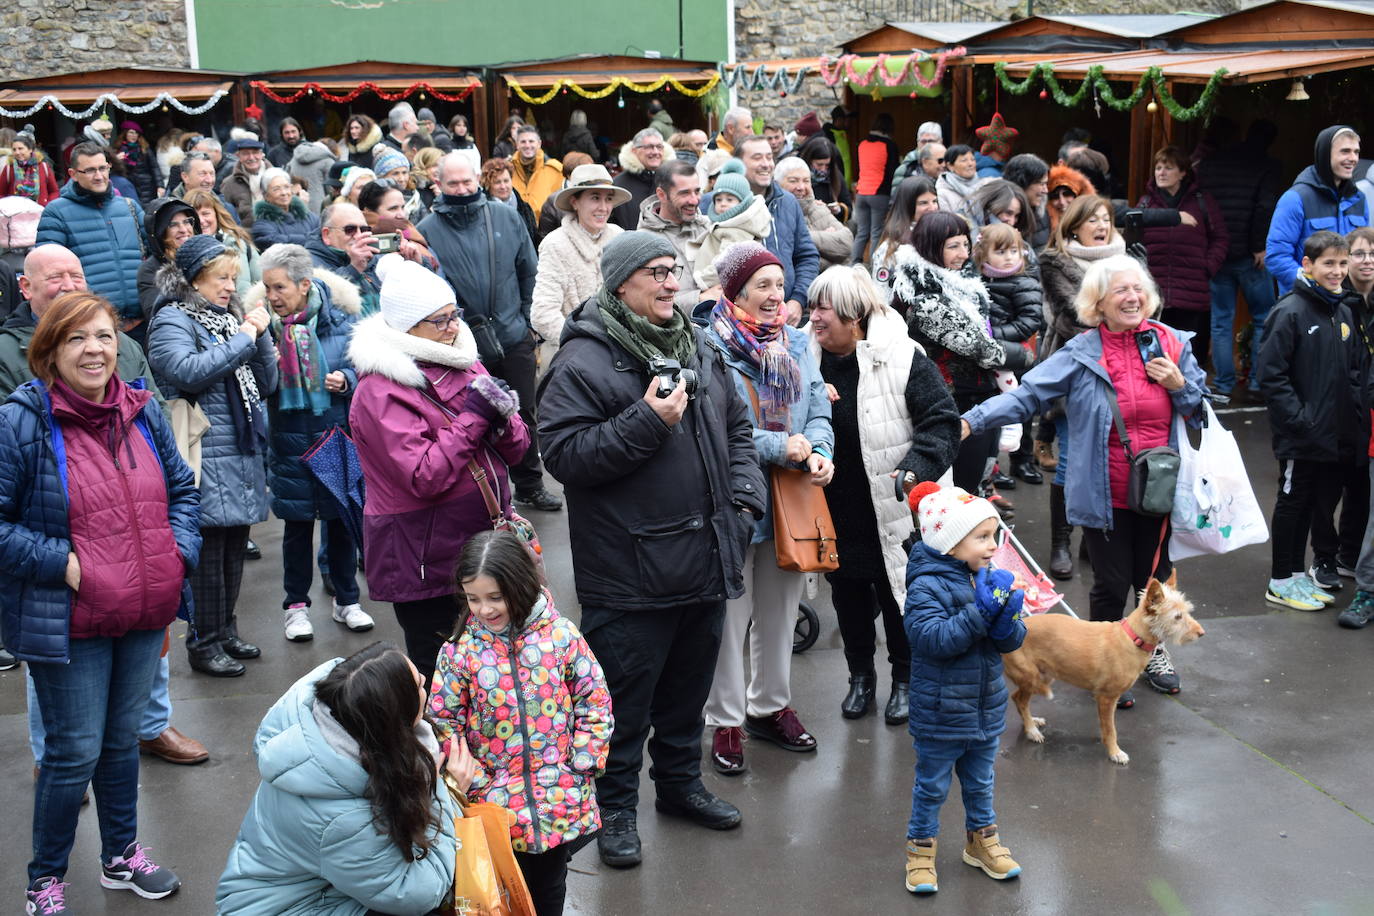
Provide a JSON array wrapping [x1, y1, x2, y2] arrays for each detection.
[[553, 164, 632, 212]]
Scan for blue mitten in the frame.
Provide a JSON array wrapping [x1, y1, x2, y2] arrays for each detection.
[[974, 567, 1015, 624], [989, 588, 1024, 640]]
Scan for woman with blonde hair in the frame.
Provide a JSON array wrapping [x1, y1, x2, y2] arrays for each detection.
[[185, 187, 261, 300], [412, 146, 444, 212], [806, 265, 960, 723]]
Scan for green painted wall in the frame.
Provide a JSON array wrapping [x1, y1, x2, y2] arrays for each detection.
[[193, 0, 728, 71]]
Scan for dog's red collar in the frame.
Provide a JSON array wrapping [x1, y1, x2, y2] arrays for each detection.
[[1119, 619, 1156, 653]]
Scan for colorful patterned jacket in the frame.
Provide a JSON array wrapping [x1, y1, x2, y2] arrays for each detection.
[[428, 592, 612, 854]]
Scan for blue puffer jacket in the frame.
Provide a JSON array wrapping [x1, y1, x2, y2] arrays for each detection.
[[962, 321, 1207, 530], [418, 195, 537, 351], [762, 183, 820, 310], [0, 379, 200, 664], [35, 180, 148, 319], [247, 271, 361, 522], [217, 659, 460, 916], [903, 542, 1026, 742], [1266, 125, 1371, 296], [704, 322, 833, 545], [146, 264, 279, 529]]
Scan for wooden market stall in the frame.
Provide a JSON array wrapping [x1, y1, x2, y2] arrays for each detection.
[[249, 61, 487, 153], [490, 54, 719, 160]]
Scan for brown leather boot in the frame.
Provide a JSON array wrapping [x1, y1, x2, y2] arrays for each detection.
[[139, 727, 210, 765]]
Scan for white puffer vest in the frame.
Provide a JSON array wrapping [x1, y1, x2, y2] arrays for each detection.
[[809, 306, 919, 604]]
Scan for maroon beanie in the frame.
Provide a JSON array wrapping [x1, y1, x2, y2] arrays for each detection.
[[794, 111, 822, 139], [714, 241, 783, 303]]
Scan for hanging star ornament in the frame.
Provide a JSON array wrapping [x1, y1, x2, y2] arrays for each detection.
[[244, 102, 264, 121]]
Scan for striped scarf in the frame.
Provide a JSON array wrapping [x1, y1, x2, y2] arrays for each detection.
[[710, 297, 800, 430]]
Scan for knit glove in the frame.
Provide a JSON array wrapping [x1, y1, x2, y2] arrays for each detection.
[[989, 588, 1024, 641], [974, 567, 1016, 625], [465, 375, 519, 423]]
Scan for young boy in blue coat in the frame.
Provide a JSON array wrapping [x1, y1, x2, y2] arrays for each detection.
[[902, 481, 1026, 894]]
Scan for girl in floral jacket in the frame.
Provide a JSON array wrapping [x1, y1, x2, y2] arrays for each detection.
[[429, 530, 612, 916]]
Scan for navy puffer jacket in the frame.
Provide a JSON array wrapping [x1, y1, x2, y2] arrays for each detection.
[[0, 379, 200, 663], [35, 180, 147, 319], [146, 264, 279, 529], [903, 542, 1026, 742], [246, 271, 361, 522]]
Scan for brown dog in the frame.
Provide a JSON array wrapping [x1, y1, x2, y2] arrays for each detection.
[[1001, 571, 1204, 764]]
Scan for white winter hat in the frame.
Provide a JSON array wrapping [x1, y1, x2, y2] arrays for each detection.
[[376, 253, 456, 331], [908, 481, 999, 555]]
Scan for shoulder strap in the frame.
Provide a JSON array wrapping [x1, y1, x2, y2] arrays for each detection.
[[124, 197, 146, 258], [417, 381, 506, 522], [741, 375, 761, 421], [482, 203, 497, 318], [1101, 380, 1135, 460]]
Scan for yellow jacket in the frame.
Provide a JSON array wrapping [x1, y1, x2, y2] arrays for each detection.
[[512, 151, 564, 216]]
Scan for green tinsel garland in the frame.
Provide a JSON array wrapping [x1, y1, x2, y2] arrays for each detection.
[[993, 62, 1228, 122]]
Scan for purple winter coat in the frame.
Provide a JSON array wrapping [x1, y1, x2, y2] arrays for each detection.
[[1137, 176, 1229, 312], [347, 313, 530, 603]]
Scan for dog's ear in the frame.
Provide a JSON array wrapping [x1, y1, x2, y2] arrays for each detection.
[[1142, 578, 1164, 613], [1165, 568, 1178, 588]]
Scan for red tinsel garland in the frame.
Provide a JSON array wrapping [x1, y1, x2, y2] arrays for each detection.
[[249, 80, 479, 104]]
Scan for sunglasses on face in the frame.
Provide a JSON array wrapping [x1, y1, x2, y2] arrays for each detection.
[[332, 223, 369, 236]]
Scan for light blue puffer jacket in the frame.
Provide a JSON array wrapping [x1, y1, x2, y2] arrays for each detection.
[[34, 180, 147, 318], [217, 659, 460, 916]]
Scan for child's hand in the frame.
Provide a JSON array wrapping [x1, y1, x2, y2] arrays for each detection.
[[989, 589, 1025, 640], [974, 567, 1016, 621]]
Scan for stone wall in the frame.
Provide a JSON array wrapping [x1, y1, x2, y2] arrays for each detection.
[[2, 0, 189, 79]]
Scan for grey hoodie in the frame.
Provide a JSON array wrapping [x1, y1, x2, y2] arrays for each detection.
[[290, 141, 337, 215]]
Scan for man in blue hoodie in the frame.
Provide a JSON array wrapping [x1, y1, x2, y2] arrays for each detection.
[[1266, 125, 1369, 295]]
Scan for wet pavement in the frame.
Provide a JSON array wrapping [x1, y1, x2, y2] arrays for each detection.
[[3, 405, 1373, 913]]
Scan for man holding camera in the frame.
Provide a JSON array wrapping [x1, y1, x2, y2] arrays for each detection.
[[537, 231, 766, 869]]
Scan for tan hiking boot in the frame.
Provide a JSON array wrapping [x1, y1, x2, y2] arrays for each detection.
[[905, 838, 938, 893], [963, 825, 1022, 880]]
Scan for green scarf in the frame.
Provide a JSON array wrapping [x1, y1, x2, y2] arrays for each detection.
[[596, 287, 696, 367]]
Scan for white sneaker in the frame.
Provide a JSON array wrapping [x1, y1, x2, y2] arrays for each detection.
[[332, 601, 375, 632], [284, 604, 314, 641]]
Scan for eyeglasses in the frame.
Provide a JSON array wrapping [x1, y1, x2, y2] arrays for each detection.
[[167, 218, 197, 230], [635, 142, 666, 152], [416, 311, 461, 330], [642, 264, 684, 283], [331, 223, 370, 236], [1351, 250, 1374, 260], [73, 165, 111, 176]]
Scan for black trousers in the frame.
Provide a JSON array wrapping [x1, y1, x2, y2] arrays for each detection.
[[953, 392, 998, 490], [514, 846, 570, 916], [580, 601, 726, 811], [484, 335, 544, 495], [1081, 509, 1173, 622], [1309, 459, 1369, 568], [827, 574, 910, 682], [187, 525, 249, 655], [393, 594, 460, 688], [1271, 458, 1344, 579]]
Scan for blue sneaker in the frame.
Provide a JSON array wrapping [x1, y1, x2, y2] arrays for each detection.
[[1297, 574, 1336, 605], [1265, 578, 1324, 611], [26, 877, 69, 915], [99, 842, 180, 899]]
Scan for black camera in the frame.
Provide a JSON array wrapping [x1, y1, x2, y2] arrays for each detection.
[[648, 356, 698, 400]]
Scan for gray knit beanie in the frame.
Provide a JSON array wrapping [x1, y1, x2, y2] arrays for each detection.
[[601, 230, 677, 293]]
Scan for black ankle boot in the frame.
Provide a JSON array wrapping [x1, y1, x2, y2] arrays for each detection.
[[1048, 484, 1074, 581], [841, 674, 876, 719], [884, 681, 909, 725], [187, 649, 245, 678]]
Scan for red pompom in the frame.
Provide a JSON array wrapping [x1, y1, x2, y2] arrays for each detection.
[[908, 481, 943, 513]]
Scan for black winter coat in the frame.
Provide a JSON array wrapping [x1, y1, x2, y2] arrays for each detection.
[[982, 271, 1044, 345], [536, 298, 766, 610], [1256, 278, 1365, 463], [1197, 142, 1282, 261]]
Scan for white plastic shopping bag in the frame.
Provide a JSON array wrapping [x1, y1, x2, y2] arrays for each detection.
[[1170, 403, 1268, 560]]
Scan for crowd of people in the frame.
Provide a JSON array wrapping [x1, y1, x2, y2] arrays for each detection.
[[0, 96, 1371, 914]]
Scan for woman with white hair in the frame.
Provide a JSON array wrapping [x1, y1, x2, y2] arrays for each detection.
[[959, 255, 1207, 705], [251, 167, 320, 252], [806, 265, 960, 723], [775, 157, 854, 271]]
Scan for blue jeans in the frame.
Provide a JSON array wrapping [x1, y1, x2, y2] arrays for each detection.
[[907, 735, 999, 839], [283, 517, 360, 607], [1209, 254, 1276, 393], [28, 627, 165, 881], [28, 647, 170, 760]]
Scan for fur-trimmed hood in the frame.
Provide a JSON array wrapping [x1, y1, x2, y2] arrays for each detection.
[[346, 123, 383, 156], [253, 196, 311, 223], [243, 268, 363, 316], [618, 142, 648, 175], [1045, 164, 1096, 232], [892, 244, 993, 325], [154, 260, 245, 319], [346, 311, 478, 388]]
